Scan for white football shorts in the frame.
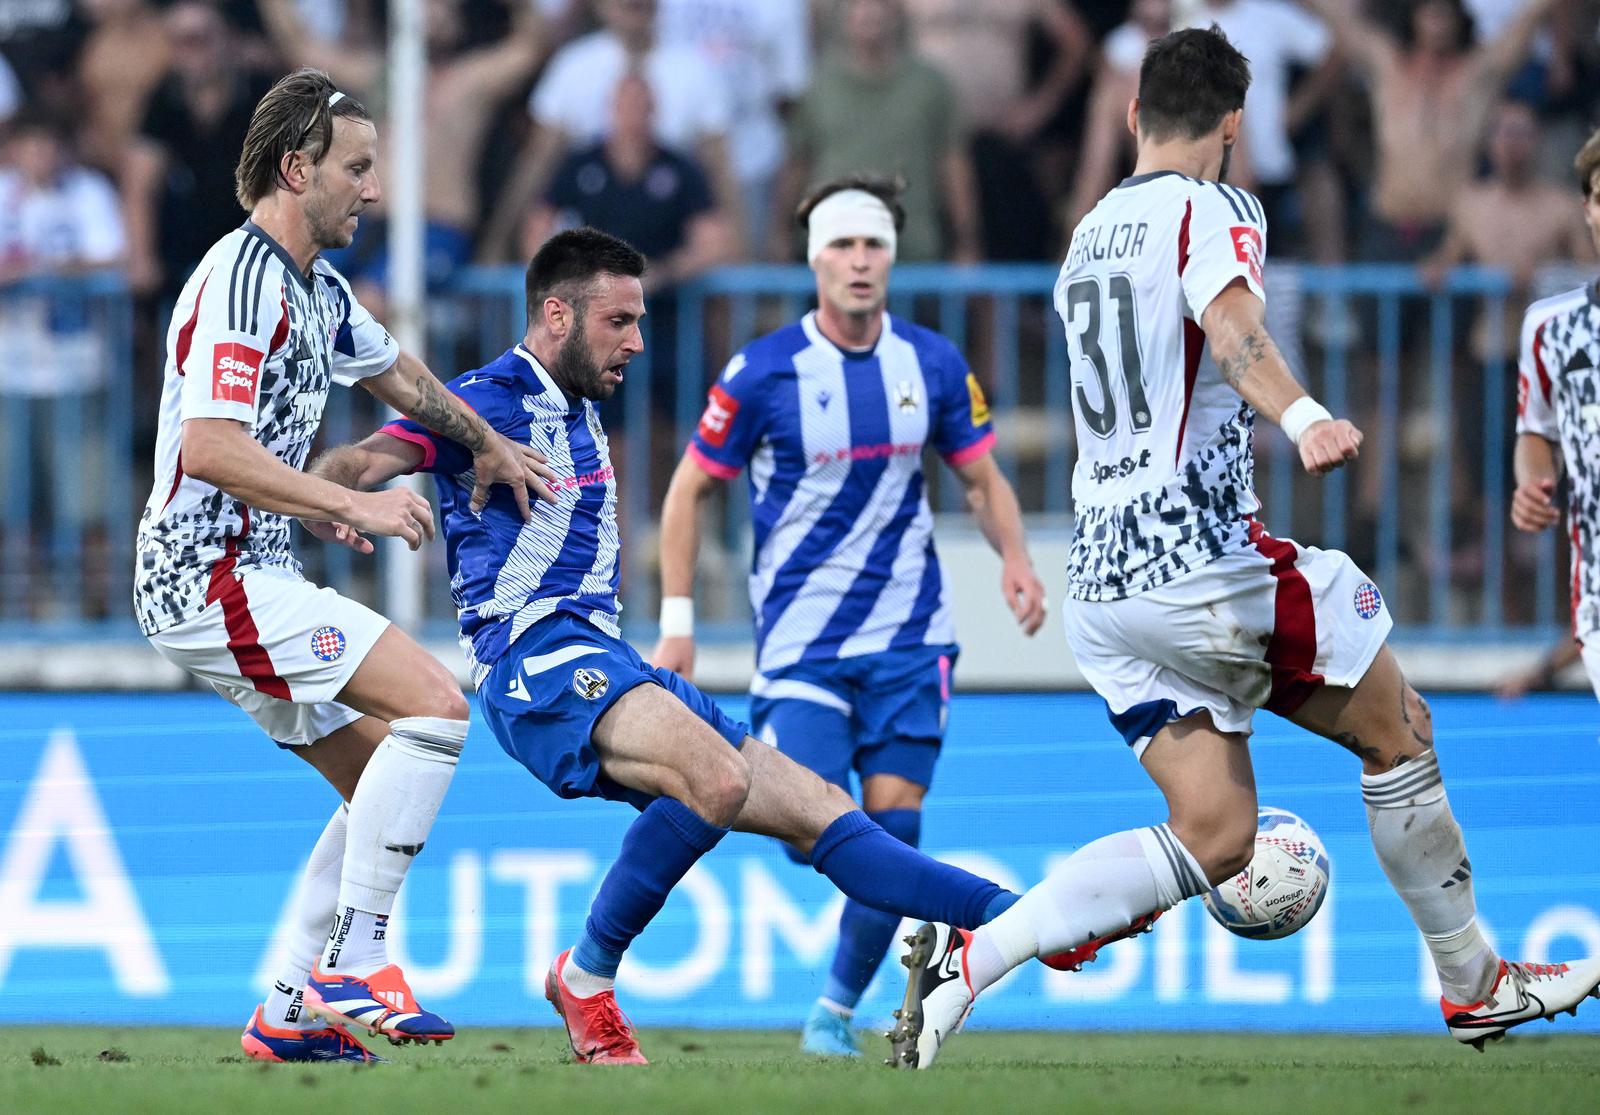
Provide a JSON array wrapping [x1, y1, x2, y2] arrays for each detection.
[[1064, 526, 1393, 757], [147, 564, 386, 747]]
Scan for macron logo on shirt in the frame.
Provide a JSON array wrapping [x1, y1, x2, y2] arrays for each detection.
[[212, 342, 264, 405]]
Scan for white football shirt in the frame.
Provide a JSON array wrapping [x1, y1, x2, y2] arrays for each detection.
[[1055, 170, 1268, 601]]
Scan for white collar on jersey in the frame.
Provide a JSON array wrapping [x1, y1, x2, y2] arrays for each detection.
[[514, 344, 571, 410], [801, 310, 892, 358]]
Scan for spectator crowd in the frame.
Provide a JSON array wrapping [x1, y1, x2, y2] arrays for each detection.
[[3, 0, 1600, 630]]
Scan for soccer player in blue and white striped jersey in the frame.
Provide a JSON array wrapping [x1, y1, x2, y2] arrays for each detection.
[[652, 177, 1046, 1055], [309, 228, 1029, 1063]]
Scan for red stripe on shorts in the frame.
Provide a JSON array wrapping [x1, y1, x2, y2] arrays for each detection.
[[1248, 520, 1324, 714], [205, 544, 292, 700]]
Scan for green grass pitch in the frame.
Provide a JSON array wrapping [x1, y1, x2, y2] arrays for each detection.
[[3, 1027, 1598, 1114]]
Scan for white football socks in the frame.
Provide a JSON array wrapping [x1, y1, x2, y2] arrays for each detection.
[[1362, 749, 1497, 1002], [561, 953, 615, 999], [266, 803, 347, 1029], [965, 825, 1206, 994], [321, 716, 466, 977]]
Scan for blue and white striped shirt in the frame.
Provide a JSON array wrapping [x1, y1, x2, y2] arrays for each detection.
[[689, 311, 995, 673], [384, 345, 620, 685]]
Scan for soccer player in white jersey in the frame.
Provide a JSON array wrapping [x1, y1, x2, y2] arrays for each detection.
[[650, 175, 1047, 1056], [134, 69, 554, 1063], [1512, 127, 1600, 697], [887, 27, 1600, 1070]]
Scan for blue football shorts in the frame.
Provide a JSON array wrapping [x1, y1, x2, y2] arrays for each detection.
[[748, 644, 956, 792], [478, 612, 749, 808]]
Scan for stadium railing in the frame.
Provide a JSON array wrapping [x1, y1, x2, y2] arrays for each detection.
[[0, 263, 1575, 653]]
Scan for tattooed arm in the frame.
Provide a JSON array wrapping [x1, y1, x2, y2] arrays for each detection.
[[361, 350, 557, 516], [1202, 281, 1363, 476]]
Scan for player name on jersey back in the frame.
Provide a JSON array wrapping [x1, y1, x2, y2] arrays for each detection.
[[1056, 171, 1268, 602]]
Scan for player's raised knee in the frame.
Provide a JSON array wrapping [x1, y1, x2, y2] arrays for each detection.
[[402, 660, 470, 722], [692, 746, 751, 827]]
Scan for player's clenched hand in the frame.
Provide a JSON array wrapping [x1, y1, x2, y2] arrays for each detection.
[[1003, 557, 1048, 636], [1298, 419, 1362, 476], [1510, 477, 1560, 532], [347, 487, 435, 550], [472, 432, 558, 519], [650, 635, 696, 680], [301, 518, 375, 555]]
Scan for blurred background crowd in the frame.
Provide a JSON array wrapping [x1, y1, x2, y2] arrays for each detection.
[[1, 0, 1596, 656]]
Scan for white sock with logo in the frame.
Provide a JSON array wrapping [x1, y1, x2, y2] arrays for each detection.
[[1362, 750, 1498, 1002], [321, 717, 466, 977], [266, 803, 347, 1029], [964, 825, 1205, 994]]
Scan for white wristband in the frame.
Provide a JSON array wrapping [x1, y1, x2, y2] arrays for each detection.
[[1280, 396, 1333, 446], [659, 596, 694, 638]]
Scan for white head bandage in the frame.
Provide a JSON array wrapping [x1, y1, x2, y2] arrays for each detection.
[[806, 189, 897, 266]]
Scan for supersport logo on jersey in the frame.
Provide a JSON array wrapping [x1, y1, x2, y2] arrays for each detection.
[[697, 384, 740, 448], [1230, 226, 1264, 288], [211, 342, 264, 405]]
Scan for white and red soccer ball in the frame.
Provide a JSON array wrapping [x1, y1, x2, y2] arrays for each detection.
[[1201, 807, 1330, 940]]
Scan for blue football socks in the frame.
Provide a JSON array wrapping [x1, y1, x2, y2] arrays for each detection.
[[809, 809, 1016, 934], [822, 808, 923, 1009], [574, 796, 729, 977]]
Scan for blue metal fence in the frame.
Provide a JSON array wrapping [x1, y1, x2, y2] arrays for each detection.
[[0, 263, 1577, 645]]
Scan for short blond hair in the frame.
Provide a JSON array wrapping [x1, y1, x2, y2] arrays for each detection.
[[1575, 128, 1600, 198]]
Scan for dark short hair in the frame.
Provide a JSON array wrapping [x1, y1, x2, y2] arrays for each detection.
[[1575, 128, 1600, 198], [795, 173, 908, 234], [1137, 27, 1251, 143], [234, 68, 372, 211], [525, 227, 647, 323]]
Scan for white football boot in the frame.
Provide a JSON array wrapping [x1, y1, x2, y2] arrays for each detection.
[[1441, 957, 1600, 1050], [885, 922, 977, 1070]]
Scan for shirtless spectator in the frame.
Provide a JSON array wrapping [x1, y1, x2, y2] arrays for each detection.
[[1305, 0, 1560, 262], [481, 0, 737, 263], [1420, 98, 1591, 576], [1067, 0, 1170, 233], [76, 0, 169, 172], [123, 3, 272, 302], [1421, 100, 1591, 351], [260, 0, 546, 293], [906, 0, 1091, 260]]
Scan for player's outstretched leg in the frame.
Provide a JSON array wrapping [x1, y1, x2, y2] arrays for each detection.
[[302, 630, 469, 1047], [804, 806, 922, 1057], [1290, 646, 1600, 1048], [735, 740, 1016, 934], [546, 684, 745, 1065], [886, 714, 1254, 1069]]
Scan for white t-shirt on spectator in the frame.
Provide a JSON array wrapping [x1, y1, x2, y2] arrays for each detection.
[[528, 30, 733, 153], [0, 166, 127, 395], [1185, 0, 1330, 185], [656, 0, 809, 184], [1103, 21, 1154, 74]]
